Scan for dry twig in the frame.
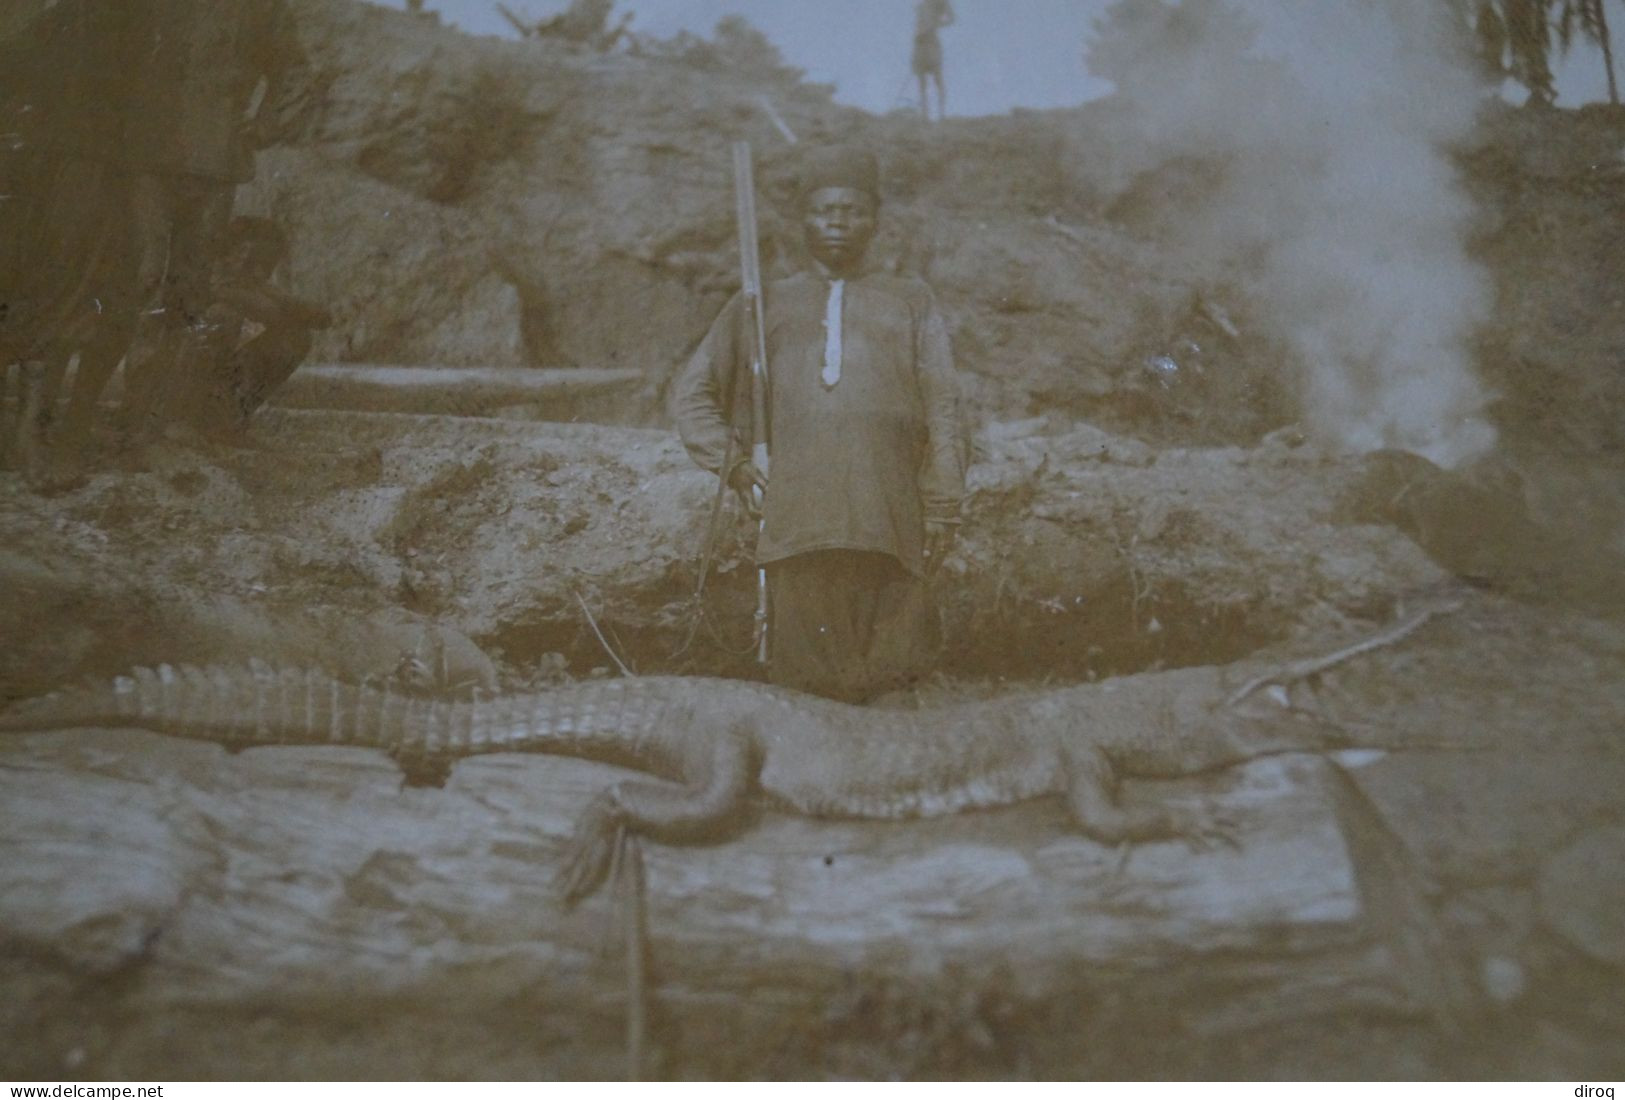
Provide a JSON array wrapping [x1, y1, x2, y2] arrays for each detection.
[[573, 588, 635, 678], [608, 826, 648, 1081], [1225, 602, 1461, 709]]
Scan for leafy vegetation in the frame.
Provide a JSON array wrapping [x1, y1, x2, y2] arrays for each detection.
[[1458, 0, 1619, 105]]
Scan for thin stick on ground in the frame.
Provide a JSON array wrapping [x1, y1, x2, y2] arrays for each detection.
[[574, 588, 635, 678], [606, 826, 648, 1081], [623, 830, 647, 1082], [1225, 602, 1461, 709]]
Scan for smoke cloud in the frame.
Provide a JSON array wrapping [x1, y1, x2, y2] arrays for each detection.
[[1083, 0, 1497, 466]]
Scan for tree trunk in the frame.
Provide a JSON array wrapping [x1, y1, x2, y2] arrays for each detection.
[[1596, 0, 1620, 103]]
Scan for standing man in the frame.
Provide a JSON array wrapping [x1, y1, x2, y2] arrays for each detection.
[[0, 0, 152, 479], [912, 0, 955, 122], [120, 0, 305, 437], [674, 148, 965, 703]]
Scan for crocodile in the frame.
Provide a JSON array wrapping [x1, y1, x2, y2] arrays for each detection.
[[0, 609, 1449, 903]]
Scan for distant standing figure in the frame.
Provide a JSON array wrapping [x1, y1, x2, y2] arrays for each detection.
[[543, 0, 630, 51], [911, 0, 955, 121]]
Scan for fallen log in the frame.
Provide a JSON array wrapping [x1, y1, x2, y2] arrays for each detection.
[[269, 364, 649, 422], [1, 726, 1423, 1079]]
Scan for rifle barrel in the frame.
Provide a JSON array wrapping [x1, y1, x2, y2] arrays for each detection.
[[733, 141, 772, 664], [732, 142, 771, 476]]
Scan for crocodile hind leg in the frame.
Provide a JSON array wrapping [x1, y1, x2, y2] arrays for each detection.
[[557, 723, 756, 906], [1064, 745, 1238, 851]]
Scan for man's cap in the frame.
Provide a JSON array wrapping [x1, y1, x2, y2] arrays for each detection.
[[797, 146, 882, 204]]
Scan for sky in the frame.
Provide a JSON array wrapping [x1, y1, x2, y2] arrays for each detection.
[[396, 0, 1114, 113], [376, 0, 1624, 117]]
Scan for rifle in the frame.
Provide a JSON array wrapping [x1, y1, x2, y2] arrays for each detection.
[[732, 141, 771, 665]]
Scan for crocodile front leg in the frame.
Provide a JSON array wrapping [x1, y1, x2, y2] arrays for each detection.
[[1064, 745, 1237, 851], [556, 723, 757, 905]]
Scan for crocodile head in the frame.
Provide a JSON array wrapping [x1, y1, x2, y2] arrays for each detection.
[[1220, 690, 1357, 756]]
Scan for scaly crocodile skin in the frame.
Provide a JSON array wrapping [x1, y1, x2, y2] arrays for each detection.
[[0, 656, 1350, 900]]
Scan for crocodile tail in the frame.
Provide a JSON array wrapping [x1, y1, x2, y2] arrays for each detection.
[[0, 663, 679, 760], [0, 662, 386, 747]]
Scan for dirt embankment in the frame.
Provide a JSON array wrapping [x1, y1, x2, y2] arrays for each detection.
[[0, 411, 1449, 697], [259, 4, 1625, 472], [251, 0, 1287, 442]]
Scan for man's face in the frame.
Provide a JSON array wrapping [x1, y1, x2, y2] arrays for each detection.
[[803, 186, 877, 276]]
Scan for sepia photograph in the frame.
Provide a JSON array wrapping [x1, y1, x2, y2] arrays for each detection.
[[1, 0, 1623, 1083]]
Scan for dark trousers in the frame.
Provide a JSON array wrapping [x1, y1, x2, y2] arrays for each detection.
[[766, 550, 941, 703], [122, 172, 234, 431]]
